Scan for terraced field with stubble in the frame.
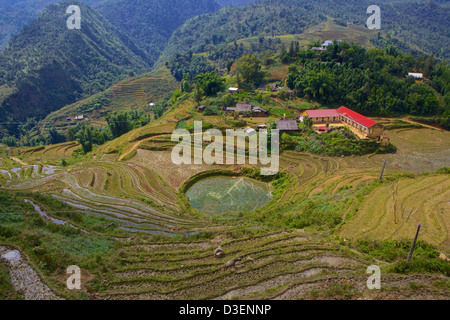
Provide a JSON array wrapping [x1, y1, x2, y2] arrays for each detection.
[[1, 116, 449, 300]]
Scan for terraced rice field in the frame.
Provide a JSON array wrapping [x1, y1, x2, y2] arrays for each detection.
[[15, 142, 80, 163], [339, 174, 450, 255], [1, 114, 448, 299], [99, 232, 372, 300]]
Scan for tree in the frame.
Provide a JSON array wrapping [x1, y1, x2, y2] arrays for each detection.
[[76, 125, 93, 154], [107, 112, 131, 139], [195, 71, 225, 96], [304, 117, 313, 128], [182, 73, 191, 93], [194, 83, 202, 105], [232, 54, 265, 86], [46, 127, 67, 145]]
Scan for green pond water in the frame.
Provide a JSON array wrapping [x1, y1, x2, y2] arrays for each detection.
[[186, 176, 272, 215]]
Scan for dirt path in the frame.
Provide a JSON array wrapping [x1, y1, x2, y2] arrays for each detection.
[[118, 132, 204, 161], [400, 118, 445, 131], [10, 157, 27, 166], [0, 247, 62, 300], [118, 140, 145, 161]]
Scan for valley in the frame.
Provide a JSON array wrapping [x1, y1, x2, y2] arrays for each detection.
[[0, 0, 448, 302]]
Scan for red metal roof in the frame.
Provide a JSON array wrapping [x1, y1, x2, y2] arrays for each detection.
[[306, 109, 339, 118], [337, 106, 377, 128]]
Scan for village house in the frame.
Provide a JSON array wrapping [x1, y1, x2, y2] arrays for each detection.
[[303, 106, 386, 140], [252, 106, 268, 117], [336, 107, 385, 139], [225, 104, 268, 117], [217, 67, 227, 75], [276, 120, 300, 134], [311, 47, 326, 52], [302, 109, 340, 124], [321, 40, 334, 48], [258, 82, 279, 92], [228, 87, 239, 93], [408, 73, 424, 80], [226, 103, 252, 113]]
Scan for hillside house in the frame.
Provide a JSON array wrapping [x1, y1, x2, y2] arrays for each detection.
[[257, 124, 268, 131], [379, 135, 390, 147], [252, 106, 268, 117], [303, 107, 386, 140], [303, 109, 340, 124], [336, 107, 385, 139], [244, 127, 257, 136], [226, 103, 252, 113], [258, 82, 279, 92], [228, 87, 239, 93], [408, 73, 424, 80], [276, 120, 300, 134], [321, 40, 334, 48]]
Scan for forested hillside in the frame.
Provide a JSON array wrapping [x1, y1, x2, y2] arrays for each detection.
[[0, 0, 150, 137], [287, 43, 449, 128], [216, 0, 259, 6], [95, 0, 221, 66], [0, 0, 103, 50], [159, 0, 449, 65]]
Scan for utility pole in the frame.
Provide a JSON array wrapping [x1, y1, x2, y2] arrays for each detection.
[[379, 160, 387, 181], [407, 224, 425, 262], [322, 158, 329, 177]]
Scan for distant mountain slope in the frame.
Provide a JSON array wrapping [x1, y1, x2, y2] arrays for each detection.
[[0, 0, 103, 50], [95, 0, 221, 66], [216, 0, 259, 6], [40, 67, 179, 129], [159, 0, 449, 64], [0, 0, 150, 128]]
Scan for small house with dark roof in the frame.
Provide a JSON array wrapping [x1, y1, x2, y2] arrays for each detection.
[[258, 82, 279, 92], [252, 106, 268, 116], [236, 104, 252, 112], [226, 103, 252, 113], [276, 120, 300, 134]]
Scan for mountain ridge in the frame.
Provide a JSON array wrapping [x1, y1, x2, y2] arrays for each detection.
[[0, 0, 149, 128]]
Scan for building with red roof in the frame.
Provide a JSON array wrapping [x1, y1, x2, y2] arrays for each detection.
[[336, 106, 384, 139], [303, 106, 385, 140]]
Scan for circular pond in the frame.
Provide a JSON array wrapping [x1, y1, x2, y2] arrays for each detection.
[[186, 176, 272, 215]]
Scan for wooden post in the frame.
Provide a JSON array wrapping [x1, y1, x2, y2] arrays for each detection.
[[407, 224, 423, 262], [379, 160, 387, 181]]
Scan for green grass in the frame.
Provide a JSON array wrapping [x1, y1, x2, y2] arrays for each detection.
[[348, 239, 450, 277], [0, 263, 22, 300], [0, 191, 123, 298]]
